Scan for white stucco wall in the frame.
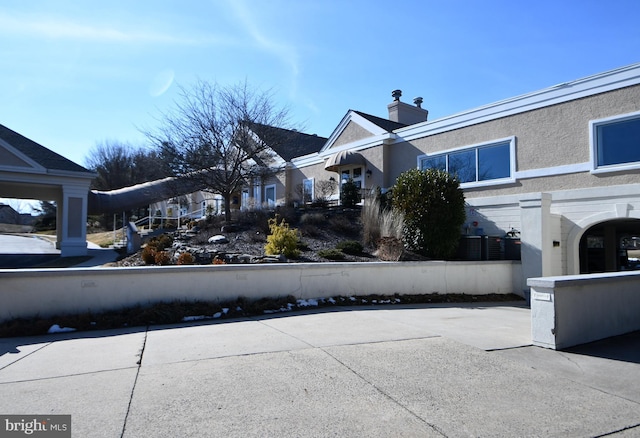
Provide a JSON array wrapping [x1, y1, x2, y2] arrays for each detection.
[[0, 261, 522, 323]]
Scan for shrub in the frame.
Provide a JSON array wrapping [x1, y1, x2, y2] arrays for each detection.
[[336, 240, 363, 255], [315, 179, 337, 205], [300, 212, 325, 225], [141, 246, 156, 265], [212, 257, 226, 265], [361, 197, 382, 246], [391, 168, 465, 259], [318, 248, 345, 260], [362, 196, 405, 251], [328, 215, 359, 235], [147, 233, 174, 251], [299, 223, 321, 238], [177, 252, 195, 265], [379, 207, 404, 241], [340, 178, 360, 208], [265, 216, 300, 258], [154, 250, 171, 266]]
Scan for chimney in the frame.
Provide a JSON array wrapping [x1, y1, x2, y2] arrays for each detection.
[[387, 90, 429, 125]]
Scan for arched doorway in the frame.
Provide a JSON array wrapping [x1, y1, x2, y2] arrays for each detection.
[[579, 219, 640, 273]]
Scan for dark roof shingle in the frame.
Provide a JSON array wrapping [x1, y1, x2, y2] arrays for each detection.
[[252, 124, 327, 161], [0, 124, 90, 173]]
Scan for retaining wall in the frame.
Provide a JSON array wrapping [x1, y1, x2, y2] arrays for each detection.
[[0, 261, 522, 322], [529, 270, 640, 349]]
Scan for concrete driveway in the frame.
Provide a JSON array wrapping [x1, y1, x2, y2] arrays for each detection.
[[1, 302, 639, 437], [0, 233, 119, 267]]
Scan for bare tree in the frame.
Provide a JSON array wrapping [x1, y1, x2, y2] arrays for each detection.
[[85, 141, 168, 191], [85, 141, 135, 191], [145, 80, 293, 222]]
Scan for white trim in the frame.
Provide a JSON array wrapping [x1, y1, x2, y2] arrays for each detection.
[[0, 138, 47, 173], [320, 133, 394, 157], [515, 162, 591, 179], [321, 111, 388, 153], [395, 62, 640, 143], [291, 152, 322, 167], [590, 109, 640, 173], [291, 132, 395, 168]]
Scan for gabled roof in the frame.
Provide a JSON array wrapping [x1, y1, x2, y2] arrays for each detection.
[[0, 124, 90, 173], [251, 124, 327, 161], [352, 110, 407, 132], [318, 110, 400, 155]]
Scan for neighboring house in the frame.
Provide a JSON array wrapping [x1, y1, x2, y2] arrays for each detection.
[[288, 62, 640, 294], [0, 203, 20, 224], [149, 126, 328, 221]]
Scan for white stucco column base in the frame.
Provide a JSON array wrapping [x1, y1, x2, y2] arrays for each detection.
[[529, 271, 640, 349]]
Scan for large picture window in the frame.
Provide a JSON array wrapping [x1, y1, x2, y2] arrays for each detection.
[[418, 137, 515, 187], [591, 111, 640, 171]]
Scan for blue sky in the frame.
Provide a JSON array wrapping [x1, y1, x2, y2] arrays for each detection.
[[1, 0, 640, 172]]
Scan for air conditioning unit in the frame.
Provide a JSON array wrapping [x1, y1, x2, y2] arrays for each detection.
[[456, 236, 482, 260]]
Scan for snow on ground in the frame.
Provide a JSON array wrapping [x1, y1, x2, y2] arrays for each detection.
[[46, 297, 405, 332], [48, 324, 77, 334]]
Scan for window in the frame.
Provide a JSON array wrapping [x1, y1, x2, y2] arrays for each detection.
[[265, 184, 276, 207], [340, 166, 364, 190], [302, 178, 314, 203], [418, 137, 514, 187], [591, 111, 640, 172]]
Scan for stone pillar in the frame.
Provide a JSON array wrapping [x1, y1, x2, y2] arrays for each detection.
[[519, 193, 553, 299]]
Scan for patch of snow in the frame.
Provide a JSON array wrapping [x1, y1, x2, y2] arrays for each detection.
[[213, 312, 222, 318], [263, 306, 292, 314], [182, 315, 207, 322], [297, 298, 319, 307], [222, 308, 229, 314], [47, 324, 76, 334], [328, 297, 336, 304]]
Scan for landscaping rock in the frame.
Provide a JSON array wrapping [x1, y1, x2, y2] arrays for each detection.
[[208, 235, 229, 244]]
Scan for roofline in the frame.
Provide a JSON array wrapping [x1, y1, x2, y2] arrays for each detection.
[[394, 62, 640, 142], [320, 110, 389, 153]]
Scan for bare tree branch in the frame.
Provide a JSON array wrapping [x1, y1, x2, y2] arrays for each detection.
[[144, 80, 293, 221]]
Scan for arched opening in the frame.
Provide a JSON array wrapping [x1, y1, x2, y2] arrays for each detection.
[[579, 218, 640, 273]]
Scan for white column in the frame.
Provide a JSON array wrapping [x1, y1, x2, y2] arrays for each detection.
[[519, 193, 553, 298], [58, 183, 89, 257]]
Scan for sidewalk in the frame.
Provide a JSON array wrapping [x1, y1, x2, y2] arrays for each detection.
[[1, 303, 639, 437]]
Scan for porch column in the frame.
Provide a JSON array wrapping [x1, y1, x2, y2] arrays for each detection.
[[519, 193, 553, 298], [58, 183, 89, 257]]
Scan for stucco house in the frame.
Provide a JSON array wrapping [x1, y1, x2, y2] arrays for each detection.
[[286, 62, 640, 295], [148, 126, 328, 222]]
